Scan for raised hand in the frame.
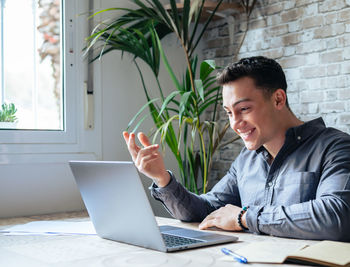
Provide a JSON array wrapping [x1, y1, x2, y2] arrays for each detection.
[[123, 131, 170, 187]]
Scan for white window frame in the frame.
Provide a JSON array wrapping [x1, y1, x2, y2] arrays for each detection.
[[0, 0, 102, 163]]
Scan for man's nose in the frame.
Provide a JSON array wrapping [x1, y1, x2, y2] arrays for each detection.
[[230, 116, 243, 131]]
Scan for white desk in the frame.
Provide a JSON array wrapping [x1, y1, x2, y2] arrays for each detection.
[[0, 212, 318, 266]]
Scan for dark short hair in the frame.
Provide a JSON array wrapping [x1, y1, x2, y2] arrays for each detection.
[[217, 56, 289, 107]]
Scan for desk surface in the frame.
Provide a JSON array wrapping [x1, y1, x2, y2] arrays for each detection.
[[0, 212, 318, 267]]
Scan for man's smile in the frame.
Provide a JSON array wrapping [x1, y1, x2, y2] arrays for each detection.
[[237, 128, 256, 141]]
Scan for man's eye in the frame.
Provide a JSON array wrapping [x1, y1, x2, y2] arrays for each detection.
[[226, 111, 232, 116], [241, 107, 250, 112]]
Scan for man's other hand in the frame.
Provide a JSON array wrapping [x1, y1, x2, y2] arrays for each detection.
[[122, 131, 170, 187], [199, 204, 247, 231]]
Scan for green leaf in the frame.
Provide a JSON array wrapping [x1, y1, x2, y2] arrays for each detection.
[[197, 130, 208, 193], [170, 98, 180, 107], [188, 0, 200, 24], [127, 98, 159, 130], [179, 91, 192, 124], [142, 0, 176, 31], [158, 91, 181, 118], [149, 26, 161, 76], [186, 147, 198, 195], [154, 31, 182, 91], [199, 93, 221, 109], [0, 103, 18, 122], [159, 115, 179, 145], [200, 60, 216, 81], [195, 79, 204, 102], [190, 0, 224, 56], [182, 0, 191, 47], [203, 86, 222, 100], [88, 7, 120, 19], [198, 100, 217, 115], [188, 0, 205, 52], [165, 107, 180, 113], [204, 59, 216, 69], [169, 0, 180, 34], [132, 113, 149, 133], [203, 76, 217, 88]]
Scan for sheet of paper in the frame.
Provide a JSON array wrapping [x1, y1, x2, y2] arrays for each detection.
[[233, 241, 307, 263], [0, 221, 97, 236]]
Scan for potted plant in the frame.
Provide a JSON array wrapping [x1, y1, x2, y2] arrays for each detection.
[[85, 0, 256, 194], [0, 103, 18, 129]]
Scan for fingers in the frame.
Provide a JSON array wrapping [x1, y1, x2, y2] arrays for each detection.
[[199, 217, 216, 230], [199, 205, 243, 231], [123, 131, 160, 172], [123, 131, 153, 149], [123, 132, 140, 161], [135, 144, 159, 167], [136, 153, 159, 173], [198, 211, 216, 230], [122, 131, 129, 143], [138, 132, 152, 147]]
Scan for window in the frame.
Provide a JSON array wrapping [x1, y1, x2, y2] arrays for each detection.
[[0, 0, 101, 218], [0, 0, 78, 144], [0, 0, 63, 130], [0, 0, 101, 160]]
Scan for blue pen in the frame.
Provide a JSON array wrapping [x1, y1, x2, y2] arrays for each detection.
[[221, 247, 248, 264]]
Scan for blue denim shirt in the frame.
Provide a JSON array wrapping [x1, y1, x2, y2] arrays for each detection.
[[151, 118, 350, 241]]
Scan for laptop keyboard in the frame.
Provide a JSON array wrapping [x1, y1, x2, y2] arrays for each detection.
[[162, 233, 204, 248]]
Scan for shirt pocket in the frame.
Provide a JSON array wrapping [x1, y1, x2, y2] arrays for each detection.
[[273, 172, 318, 205]]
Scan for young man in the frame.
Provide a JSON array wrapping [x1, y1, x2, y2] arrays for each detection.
[[123, 56, 350, 241]]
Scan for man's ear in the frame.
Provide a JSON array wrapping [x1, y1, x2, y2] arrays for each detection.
[[273, 89, 287, 110]]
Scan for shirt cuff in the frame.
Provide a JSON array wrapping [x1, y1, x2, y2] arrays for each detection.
[[246, 205, 263, 234], [149, 170, 178, 201]]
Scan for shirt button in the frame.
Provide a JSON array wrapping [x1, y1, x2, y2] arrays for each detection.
[[268, 182, 273, 187], [297, 136, 301, 140]]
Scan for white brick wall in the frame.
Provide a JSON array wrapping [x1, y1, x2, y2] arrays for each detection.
[[203, 0, 350, 132], [203, 0, 350, 184]]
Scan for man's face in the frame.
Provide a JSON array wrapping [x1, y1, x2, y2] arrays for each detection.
[[222, 76, 278, 151]]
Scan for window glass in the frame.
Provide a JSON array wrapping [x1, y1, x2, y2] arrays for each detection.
[[0, 0, 63, 130]]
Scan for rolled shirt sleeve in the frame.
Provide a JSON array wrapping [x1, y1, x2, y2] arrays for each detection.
[[247, 193, 350, 241]]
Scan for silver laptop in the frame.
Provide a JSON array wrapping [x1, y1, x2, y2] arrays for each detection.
[[69, 161, 238, 252]]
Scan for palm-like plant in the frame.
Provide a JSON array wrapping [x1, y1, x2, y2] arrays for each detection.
[[85, 0, 255, 193], [152, 54, 240, 193]]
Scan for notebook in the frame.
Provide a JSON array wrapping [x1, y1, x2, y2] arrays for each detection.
[[69, 161, 238, 252], [286, 241, 350, 267], [228, 240, 350, 267]]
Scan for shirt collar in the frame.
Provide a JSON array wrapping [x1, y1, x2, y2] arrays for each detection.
[[286, 117, 325, 142], [255, 117, 326, 155]]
